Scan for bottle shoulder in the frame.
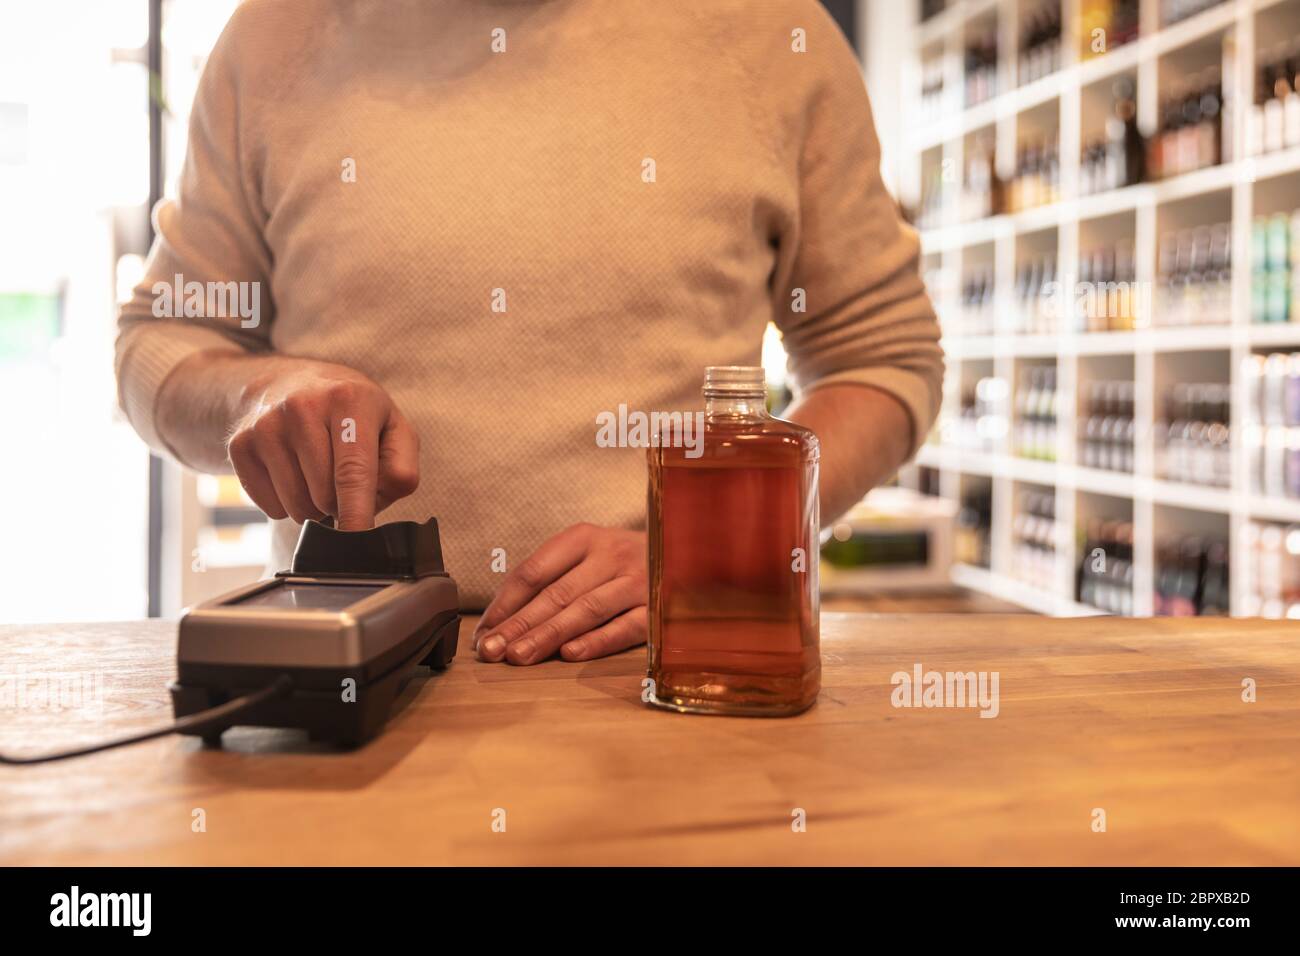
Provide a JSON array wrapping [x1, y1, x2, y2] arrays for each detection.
[[699, 414, 820, 459]]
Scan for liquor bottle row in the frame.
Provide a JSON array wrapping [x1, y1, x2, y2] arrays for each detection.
[[945, 208, 1294, 331], [1247, 42, 1300, 158], [917, 164, 947, 230], [1079, 380, 1136, 473], [1015, 366, 1059, 461], [1154, 534, 1229, 617], [1012, 490, 1058, 592], [1076, 239, 1139, 332], [1019, 3, 1062, 86], [960, 265, 996, 335], [1160, 0, 1224, 28], [920, 0, 946, 22], [1077, 518, 1134, 615], [1242, 352, 1300, 427], [1251, 209, 1300, 325], [1241, 520, 1300, 618], [1080, 77, 1145, 195], [1079, 0, 1139, 61], [1008, 133, 1061, 211], [1243, 352, 1300, 499], [1011, 253, 1057, 334], [965, 28, 998, 107], [1155, 382, 1232, 487], [955, 488, 992, 569], [920, 56, 946, 126], [1156, 223, 1232, 327], [952, 376, 1009, 452], [961, 141, 1003, 222], [1150, 68, 1225, 180]]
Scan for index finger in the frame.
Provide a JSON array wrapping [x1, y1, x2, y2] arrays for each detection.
[[476, 524, 595, 636], [330, 391, 385, 531]]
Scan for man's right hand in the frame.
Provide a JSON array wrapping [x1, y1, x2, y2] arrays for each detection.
[[226, 361, 420, 530]]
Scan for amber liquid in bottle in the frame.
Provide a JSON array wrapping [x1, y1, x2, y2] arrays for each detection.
[[647, 367, 820, 716]]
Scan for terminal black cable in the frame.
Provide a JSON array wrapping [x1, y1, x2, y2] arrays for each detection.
[[0, 675, 293, 765]]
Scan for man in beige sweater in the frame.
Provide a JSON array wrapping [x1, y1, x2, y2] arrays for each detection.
[[116, 0, 943, 666]]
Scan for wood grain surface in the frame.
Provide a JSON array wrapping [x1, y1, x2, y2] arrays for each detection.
[[1, 613, 1297, 865]]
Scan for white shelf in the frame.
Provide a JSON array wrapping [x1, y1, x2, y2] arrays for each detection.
[[938, 324, 1300, 359], [921, 150, 1300, 254], [909, 0, 1300, 616], [950, 563, 1105, 616], [908, 0, 1243, 152], [1246, 495, 1300, 523], [917, 448, 1250, 513], [905, 0, 1300, 616]]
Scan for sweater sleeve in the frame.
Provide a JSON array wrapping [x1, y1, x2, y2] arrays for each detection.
[[767, 3, 944, 457], [114, 5, 274, 457]]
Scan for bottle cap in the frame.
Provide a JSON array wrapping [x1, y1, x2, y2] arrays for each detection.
[[703, 366, 766, 396]]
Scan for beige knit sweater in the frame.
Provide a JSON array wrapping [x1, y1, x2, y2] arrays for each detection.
[[115, 0, 944, 609]]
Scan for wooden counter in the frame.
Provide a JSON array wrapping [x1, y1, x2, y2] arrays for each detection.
[[1, 614, 1297, 865]]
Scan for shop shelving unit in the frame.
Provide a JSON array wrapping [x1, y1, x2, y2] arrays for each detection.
[[897, 0, 1300, 615]]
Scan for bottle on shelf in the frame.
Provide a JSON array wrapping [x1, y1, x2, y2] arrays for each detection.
[[1242, 352, 1300, 499], [1155, 382, 1232, 487], [1241, 520, 1300, 618], [1160, 0, 1227, 29], [1080, 76, 1147, 196], [955, 488, 993, 569], [1251, 208, 1299, 325], [1015, 366, 1058, 461], [1020, 3, 1062, 85], [1012, 253, 1059, 334], [1009, 133, 1060, 212], [1151, 70, 1223, 180], [952, 375, 1009, 452], [917, 163, 948, 231], [920, 56, 947, 125], [960, 264, 996, 335], [920, 0, 947, 22], [1249, 42, 1300, 157], [1078, 518, 1134, 615], [1079, 380, 1135, 473], [1013, 490, 1058, 592], [1079, 0, 1140, 61], [965, 28, 999, 107], [1154, 534, 1229, 617], [1076, 239, 1138, 332], [1155, 222, 1232, 327], [962, 138, 1003, 222]]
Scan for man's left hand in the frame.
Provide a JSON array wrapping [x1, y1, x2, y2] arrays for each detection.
[[474, 524, 648, 665]]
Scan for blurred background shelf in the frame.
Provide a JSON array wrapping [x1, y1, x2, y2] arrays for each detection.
[[890, 0, 1300, 616]]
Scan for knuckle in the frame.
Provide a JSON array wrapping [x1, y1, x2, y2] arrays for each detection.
[[495, 615, 533, 642], [227, 429, 254, 461], [566, 522, 597, 544], [333, 455, 373, 488], [385, 463, 419, 496], [324, 380, 361, 406], [252, 409, 287, 442], [577, 591, 609, 621], [529, 619, 563, 649], [540, 581, 574, 611], [283, 391, 319, 419], [514, 558, 549, 591], [613, 537, 643, 563]]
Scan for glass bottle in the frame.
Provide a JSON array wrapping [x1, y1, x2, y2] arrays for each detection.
[[647, 366, 821, 716]]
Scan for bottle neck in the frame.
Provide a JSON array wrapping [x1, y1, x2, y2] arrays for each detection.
[[704, 392, 768, 418]]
